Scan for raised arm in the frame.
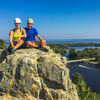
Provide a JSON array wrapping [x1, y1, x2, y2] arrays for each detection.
[[17, 29, 27, 43], [20, 29, 27, 38]]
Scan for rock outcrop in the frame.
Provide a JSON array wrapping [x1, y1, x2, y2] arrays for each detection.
[[0, 47, 79, 100]]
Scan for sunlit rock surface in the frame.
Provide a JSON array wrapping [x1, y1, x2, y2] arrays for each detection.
[[0, 46, 79, 100]]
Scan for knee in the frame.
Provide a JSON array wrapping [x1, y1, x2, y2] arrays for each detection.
[[44, 40, 46, 42], [17, 39, 24, 44], [20, 39, 24, 44], [27, 41, 31, 45], [41, 44, 46, 48], [41, 40, 46, 43]]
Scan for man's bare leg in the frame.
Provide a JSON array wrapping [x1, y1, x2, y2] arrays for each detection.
[[26, 40, 46, 48], [26, 41, 48, 52], [34, 41, 46, 48], [26, 41, 40, 48], [40, 40, 46, 48]]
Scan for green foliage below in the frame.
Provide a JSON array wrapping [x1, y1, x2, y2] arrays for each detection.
[[48, 43, 100, 47], [66, 43, 100, 47], [48, 43, 100, 55], [0, 39, 7, 49], [48, 43, 68, 54], [72, 72, 100, 100], [68, 48, 100, 62]]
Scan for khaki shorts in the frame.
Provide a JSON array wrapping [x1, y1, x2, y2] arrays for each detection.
[[26, 41, 41, 48], [30, 41, 39, 44]]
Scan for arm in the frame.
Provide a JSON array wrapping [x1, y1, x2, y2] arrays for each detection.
[[37, 35, 46, 45], [37, 35, 43, 42], [17, 29, 27, 43], [9, 30, 14, 48], [19, 29, 27, 38]]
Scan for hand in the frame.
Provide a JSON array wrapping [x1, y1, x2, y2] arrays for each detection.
[[42, 40, 46, 45], [11, 44, 14, 48]]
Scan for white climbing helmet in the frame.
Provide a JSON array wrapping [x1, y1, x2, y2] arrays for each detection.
[[27, 18, 34, 24], [14, 18, 21, 24]]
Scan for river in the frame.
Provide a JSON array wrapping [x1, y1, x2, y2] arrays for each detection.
[[66, 46, 100, 94], [67, 63, 100, 94]]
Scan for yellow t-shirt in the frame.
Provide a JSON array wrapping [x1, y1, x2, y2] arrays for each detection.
[[13, 28, 22, 41]]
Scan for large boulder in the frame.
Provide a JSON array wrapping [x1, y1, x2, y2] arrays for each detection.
[[0, 47, 79, 100]]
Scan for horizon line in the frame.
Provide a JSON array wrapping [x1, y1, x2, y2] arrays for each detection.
[[2, 38, 100, 41]]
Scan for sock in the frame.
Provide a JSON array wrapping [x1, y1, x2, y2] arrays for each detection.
[[11, 49, 15, 54]]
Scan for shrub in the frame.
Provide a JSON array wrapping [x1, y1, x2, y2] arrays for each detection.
[[0, 39, 7, 49]]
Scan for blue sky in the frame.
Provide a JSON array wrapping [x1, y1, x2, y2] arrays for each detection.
[[0, 0, 100, 40]]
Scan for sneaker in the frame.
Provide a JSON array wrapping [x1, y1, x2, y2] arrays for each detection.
[[11, 49, 15, 54], [39, 48, 48, 52]]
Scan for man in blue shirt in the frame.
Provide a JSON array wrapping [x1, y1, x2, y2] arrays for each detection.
[[25, 18, 46, 48]]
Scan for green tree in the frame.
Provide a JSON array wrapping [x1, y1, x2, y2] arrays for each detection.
[[68, 48, 100, 62], [72, 72, 100, 100], [68, 48, 77, 59], [48, 43, 67, 54], [72, 72, 90, 100], [96, 54, 100, 62], [0, 39, 7, 49], [69, 48, 76, 55]]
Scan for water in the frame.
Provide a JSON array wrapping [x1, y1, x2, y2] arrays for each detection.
[[4, 39, 100, 45], [46, 39, 100, 44], [5, 40, 9, 45], [68, 46, 100, 51], [67, 63, 100, 93]]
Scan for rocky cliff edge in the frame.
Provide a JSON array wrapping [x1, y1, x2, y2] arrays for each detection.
[[0, 46, 79, 100]]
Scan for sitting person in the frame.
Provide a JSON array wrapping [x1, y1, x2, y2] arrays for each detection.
[[7, 18, 27, 55], [24, 18, 47, 49]]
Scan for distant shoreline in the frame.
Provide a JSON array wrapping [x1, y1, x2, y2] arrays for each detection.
[[4, 38, 100, 45]]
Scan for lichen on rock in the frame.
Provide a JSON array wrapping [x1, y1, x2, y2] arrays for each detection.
[[0, 46, 79, 100]]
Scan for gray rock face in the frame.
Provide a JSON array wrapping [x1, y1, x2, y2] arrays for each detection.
[[0, 47, 79, 100]]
